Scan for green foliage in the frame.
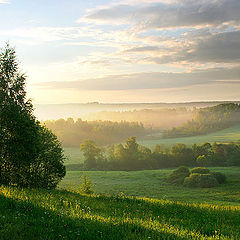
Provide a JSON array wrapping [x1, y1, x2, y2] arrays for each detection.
[[0, 44, 65, 188], [167, 166, 190, 184], [191, 167, 210, 174], [184, 173, 219, 188], [80, 174, 93, 194], [30, 126, 66, 189], [79, 136, 240, 170], [210, 171, 226, 184], [80, 140, 105, 170]]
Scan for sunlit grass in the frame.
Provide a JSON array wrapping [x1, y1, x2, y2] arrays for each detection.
[[0, 185, 239, 239]]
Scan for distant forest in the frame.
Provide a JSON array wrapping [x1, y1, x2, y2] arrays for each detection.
[[163, 103, 240, 138], [86, 108, 194, 128], [43, 118, 148, 147]]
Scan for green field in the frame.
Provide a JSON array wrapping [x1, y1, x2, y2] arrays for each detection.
[[139, 124, 240, 148], [59, 167, 240, 206], [1, 178, 240, 239]]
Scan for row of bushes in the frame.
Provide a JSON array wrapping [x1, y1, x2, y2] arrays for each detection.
[[168, 167, 226, 188]]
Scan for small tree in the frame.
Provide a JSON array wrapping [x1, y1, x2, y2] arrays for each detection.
[[80, 174, 93, 194]]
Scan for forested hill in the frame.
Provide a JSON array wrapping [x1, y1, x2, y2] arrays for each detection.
[[43, 118, 148, 147], [163, 103, 240, 138]]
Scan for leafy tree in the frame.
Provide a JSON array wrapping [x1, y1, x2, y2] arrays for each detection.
[[123, 136, 139, 170], [0, 44, 66, 188], [80, 140, 104, 169]]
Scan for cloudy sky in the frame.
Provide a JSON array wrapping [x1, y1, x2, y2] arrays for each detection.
[[0, 0, 240, 103]]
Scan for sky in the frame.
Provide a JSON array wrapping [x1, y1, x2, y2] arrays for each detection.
[[0, 0, 240, 104]]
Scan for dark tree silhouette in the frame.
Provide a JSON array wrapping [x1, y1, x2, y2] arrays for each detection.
[[0, 44, 66, 188]]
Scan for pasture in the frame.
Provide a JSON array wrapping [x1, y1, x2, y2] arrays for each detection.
[[59, 167, 240, 206]]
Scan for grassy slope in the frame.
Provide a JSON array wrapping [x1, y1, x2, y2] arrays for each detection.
[[139, 124, 240, 148], [0, 185, 240, 240], [59, 167, 240, 206]]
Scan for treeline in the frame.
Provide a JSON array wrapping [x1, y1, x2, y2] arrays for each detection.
[[163, 103, 240, 138], [80, 137, 240, 171], [86, 108, 194, 129], [43, 118, 148, 147]]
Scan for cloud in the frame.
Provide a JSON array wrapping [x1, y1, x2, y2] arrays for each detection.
[[186, 30, 240, 63], [0, 0, 9, 3], [36, 66, 240, 91], [80, 0, 240, 30], [136, 30, 240, 64], [123, 46, 160, 53]]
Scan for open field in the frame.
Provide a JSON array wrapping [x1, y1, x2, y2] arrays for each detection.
[[139, 124, 240, 148], [59, 167, 240, 206], [1, 182, 240, 239]]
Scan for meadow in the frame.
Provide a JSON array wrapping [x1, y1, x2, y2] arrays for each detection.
[[59, 167, 240, 206], [0, 182, 240, 239], [1, 124, 240, 239], [139, 124, 240, 148]]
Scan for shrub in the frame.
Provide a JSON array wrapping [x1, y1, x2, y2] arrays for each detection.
[[167, 166, 190, 184], [197, 174, 219, 188], [183, 173, 200, 187], [211, 171, 226, 184], [80, 174, 94, 194], [191, 167, 210, 174], [184, 173, 218, 188]]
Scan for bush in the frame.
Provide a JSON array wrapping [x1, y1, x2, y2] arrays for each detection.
[[183, 173, 200, 187], [211, 171, 226, 184], [184, 173, 218, 188], [191, 167, 210, 174], [80, 174, 94, 194], [168, 166, 190, 184]]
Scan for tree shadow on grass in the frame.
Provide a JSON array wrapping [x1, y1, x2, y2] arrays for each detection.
[[0, 193, 187, 240]]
